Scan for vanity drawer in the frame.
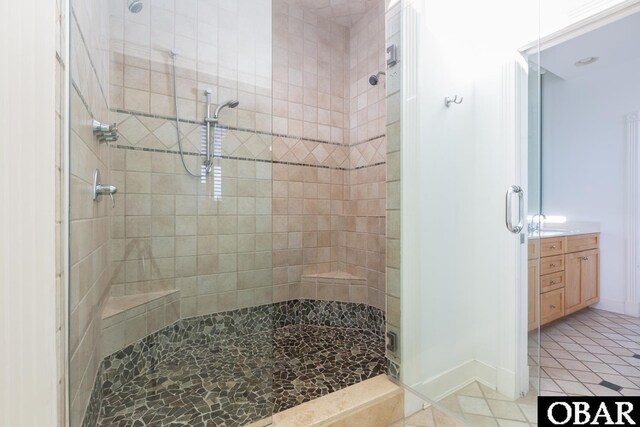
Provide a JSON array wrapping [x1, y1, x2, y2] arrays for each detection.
[[566, 233, 599, 253], [540, 237, 565, 257], [541, 288, 565, 325], [541, 271, 564, 293], [540, 255, 564, 275]]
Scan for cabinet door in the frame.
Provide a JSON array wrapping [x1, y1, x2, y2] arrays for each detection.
[[564, 252, 582, 315], [581, 249, 599, 305], [528, 260, 539, 331]]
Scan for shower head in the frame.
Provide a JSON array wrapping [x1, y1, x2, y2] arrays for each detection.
[[214, 99, 240, 119], [128, 0, 143, 13], [369, 71, 386, 86]]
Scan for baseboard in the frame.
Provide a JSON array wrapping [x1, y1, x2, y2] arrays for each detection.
[[411, 359, 496, 401], [593, 298, 626, 315], [624, 300, 640, 317]]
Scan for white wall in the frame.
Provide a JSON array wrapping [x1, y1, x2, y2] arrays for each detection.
[[0, 0, 59, 425], [404, 18, 476, 389], [542, 57, 640, 312], [401, 0, 537, 400]]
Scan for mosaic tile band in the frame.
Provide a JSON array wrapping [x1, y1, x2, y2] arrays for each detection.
[[113, 109, 386, 171], [112, 108, 386, 148], [82, 299, 385, 427]]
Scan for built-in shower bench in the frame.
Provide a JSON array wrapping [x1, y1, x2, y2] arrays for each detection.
[[100, 290, 180, 357], [300, 271, 368, 301]]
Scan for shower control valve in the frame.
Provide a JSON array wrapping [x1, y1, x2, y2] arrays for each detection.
[[93, 119, 119, 143], [386, 331, 398, 353], [92, 169, 118, 208]]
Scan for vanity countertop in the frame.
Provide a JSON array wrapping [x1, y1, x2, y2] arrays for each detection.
[[528, 222, 600, 238]]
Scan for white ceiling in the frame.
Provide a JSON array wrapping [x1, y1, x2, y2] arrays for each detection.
[[540, 11, 640, 80], [295, 0, 379, 27]]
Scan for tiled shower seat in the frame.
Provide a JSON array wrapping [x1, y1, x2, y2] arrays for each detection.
[[300, 271, 368, 302], [100, 290, 180, 357]]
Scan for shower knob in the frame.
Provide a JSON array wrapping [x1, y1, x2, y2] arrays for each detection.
[[92, 169, 118, 208]]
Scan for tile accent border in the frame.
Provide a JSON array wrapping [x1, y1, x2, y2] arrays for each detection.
[[82, 299, 385, 427], [113, 141, 386, 171], [114, 143, 352, 170], [113, 108, 384, 148], [112, 109, 386, 171]]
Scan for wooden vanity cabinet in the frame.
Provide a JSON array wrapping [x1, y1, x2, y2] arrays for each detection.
[[528, 233, 599, 329], [565, 248, 599, 316]]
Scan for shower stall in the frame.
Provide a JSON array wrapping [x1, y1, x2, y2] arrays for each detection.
[[68, 0, 391, 425], [66, 0, 550, 424]]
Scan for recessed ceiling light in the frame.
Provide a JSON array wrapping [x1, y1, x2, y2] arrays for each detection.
[[574, 56, 599, 66]]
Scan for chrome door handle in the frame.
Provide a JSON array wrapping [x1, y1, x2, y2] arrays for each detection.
[[505, 185, 524, 234]]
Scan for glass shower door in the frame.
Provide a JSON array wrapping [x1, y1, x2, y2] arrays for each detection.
[[394, 0, 541, 418], [69, 0, 276, 425]]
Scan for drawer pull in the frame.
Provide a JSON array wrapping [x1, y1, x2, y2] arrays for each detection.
[[550, 305, 556, 309], [550, 281, 556, 285], [550, 245, 557, 249], [550, 263, 557, 267], [582, 257, 589, 261]]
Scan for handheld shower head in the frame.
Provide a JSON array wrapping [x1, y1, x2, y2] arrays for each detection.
[[128, 0, 143, 13], [369, 72, 386, 86], [214, 99, 240, 119]]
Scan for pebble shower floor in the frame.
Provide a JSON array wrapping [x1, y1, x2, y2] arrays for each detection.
[[83, 300, 386, 427]]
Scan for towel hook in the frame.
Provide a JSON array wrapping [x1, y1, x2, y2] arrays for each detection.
[[444, 95, 463, 108]]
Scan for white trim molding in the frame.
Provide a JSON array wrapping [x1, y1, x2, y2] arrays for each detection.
[[412, 359, 497, 402], [522, 0, 640, 54], [0, 0, 59, 424], [625, 112, 640, 317]]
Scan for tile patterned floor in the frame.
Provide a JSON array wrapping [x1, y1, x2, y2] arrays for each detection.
[[538, 308, 640, 397], [391, 405, 467, 427], [433, 382, 538, 427], [96, 325, 385, 426], [395, 308, 640, 427]]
